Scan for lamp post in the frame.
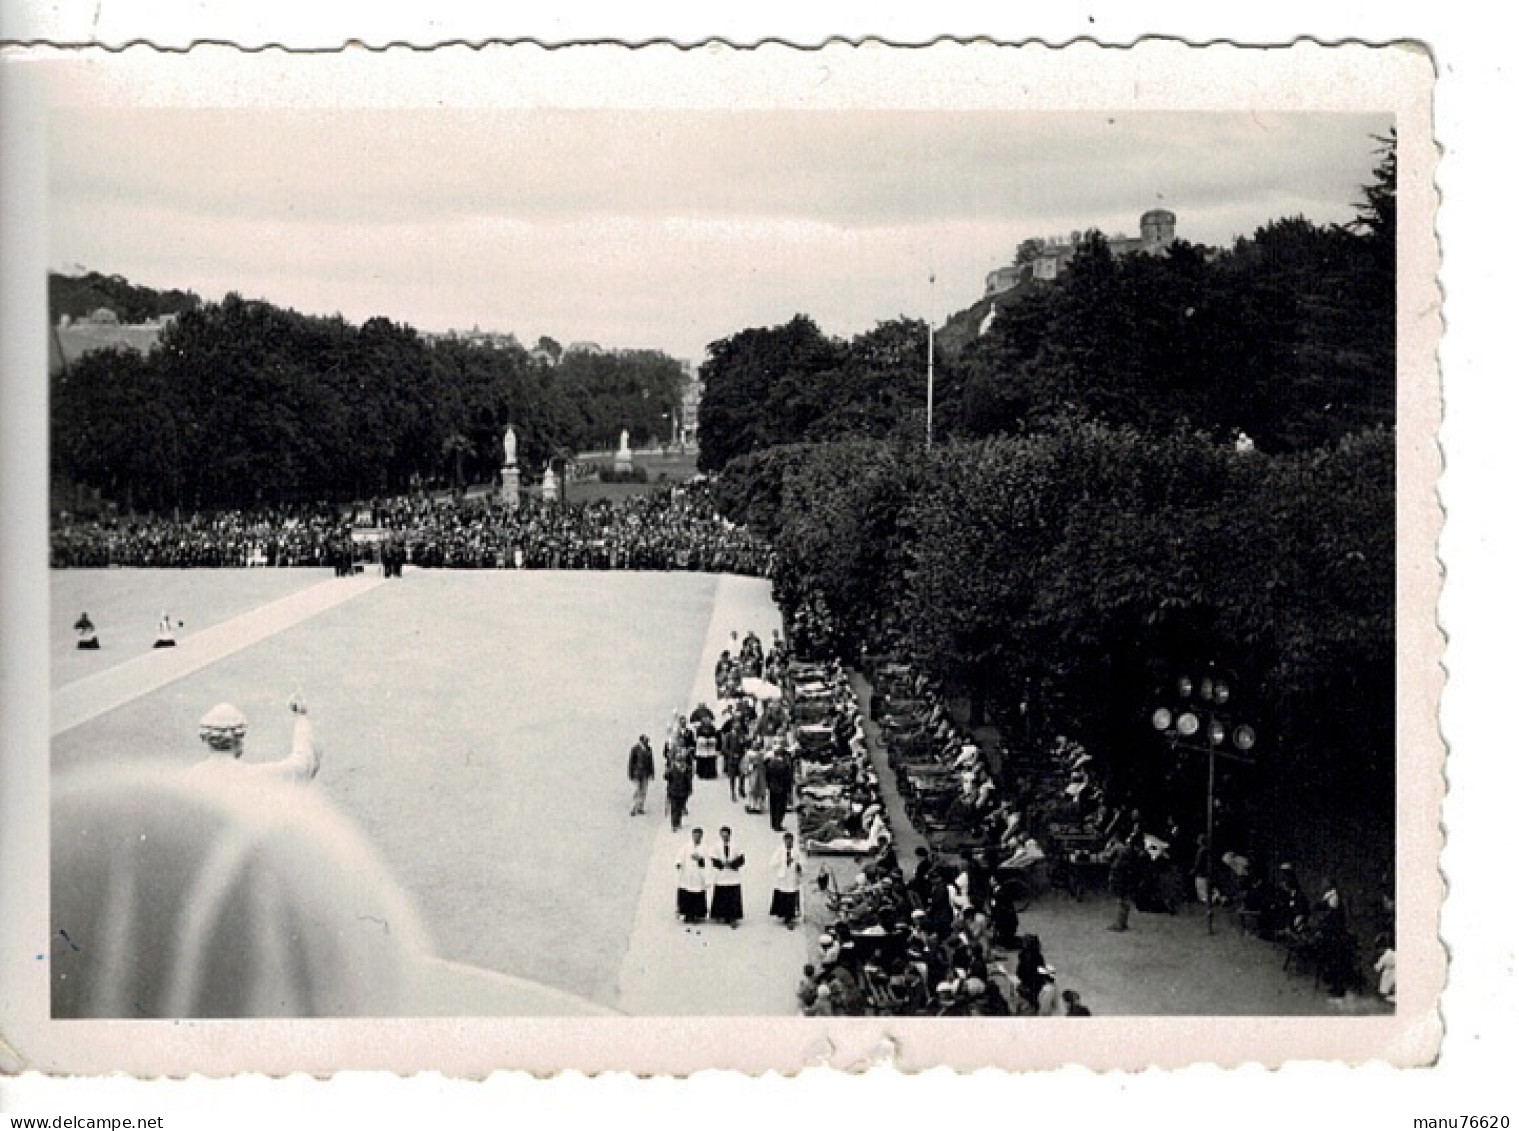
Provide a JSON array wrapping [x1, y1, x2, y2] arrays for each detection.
[[555, 448, 573, 510], [1150, 667, 1258, 935], [926, 271, 936, 451]]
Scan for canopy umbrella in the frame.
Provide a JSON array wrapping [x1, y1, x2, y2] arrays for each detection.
[[741, 676, 783, 701]]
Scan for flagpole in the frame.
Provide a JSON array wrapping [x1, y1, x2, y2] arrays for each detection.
[[926, 272, 936, 450]]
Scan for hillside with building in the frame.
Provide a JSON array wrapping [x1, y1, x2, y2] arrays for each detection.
[[939, 209, 1186, 358], [983, 209, 1179, 298], [49, 270, 201, 324], [47, 271, 203, 376], [50, 308, 176, 375]]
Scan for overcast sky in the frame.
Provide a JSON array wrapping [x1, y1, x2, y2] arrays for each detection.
[[49, 110, 1391, 362]]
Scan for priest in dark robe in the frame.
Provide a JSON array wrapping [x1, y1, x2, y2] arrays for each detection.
[[710, 826, 746, 927]]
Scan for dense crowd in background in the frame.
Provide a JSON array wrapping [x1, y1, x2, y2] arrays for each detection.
[[50, 483, 772, 577], [53, 506, 341, 568], [397, 490, 769, 574]]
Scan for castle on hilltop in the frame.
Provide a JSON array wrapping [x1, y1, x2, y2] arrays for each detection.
[[984, 209, 1178, 298]]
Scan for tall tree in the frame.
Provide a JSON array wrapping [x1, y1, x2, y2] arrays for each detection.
[[697, 315, 843, 472]]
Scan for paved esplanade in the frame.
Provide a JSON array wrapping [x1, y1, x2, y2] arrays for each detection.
[[615, 575, 807, 1016], [50, 568, 806, 1016]]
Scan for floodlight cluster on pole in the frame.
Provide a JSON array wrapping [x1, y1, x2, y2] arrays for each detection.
[[1151, 667, 1259, 935]]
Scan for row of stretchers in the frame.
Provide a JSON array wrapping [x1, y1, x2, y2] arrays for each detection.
[[786, 663, 893, 858], [871, 663, 1000, 858]]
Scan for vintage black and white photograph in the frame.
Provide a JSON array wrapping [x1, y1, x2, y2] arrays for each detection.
[[0, 40, 1441, 1076]]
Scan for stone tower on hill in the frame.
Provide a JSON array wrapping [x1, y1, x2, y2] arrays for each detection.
[[984, 208, 1179, 298]]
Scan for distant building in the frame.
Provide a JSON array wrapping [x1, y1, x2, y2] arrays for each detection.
[[565, 341, 605, 356], [50, 311, 174, 375], [985, 209, 1178, 298], [423, 325, 522, 351]]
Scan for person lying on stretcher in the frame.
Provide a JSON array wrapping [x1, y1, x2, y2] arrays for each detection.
[[807, 807, 890, 855]]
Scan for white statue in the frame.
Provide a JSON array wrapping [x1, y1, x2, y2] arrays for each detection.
[[503, 426, 518, 467], [618, 428, 631, 455]]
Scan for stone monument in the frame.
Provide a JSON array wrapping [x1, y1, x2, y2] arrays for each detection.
[[614, 427, 634, 476], [501, 426, 521, 510], [541, 463, 559, 503]]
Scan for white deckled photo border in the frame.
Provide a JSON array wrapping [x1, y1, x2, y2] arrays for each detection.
[[0, 38, 1442, 1080]]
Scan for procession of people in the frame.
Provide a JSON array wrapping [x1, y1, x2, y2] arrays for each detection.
[[623, 625, 841, 939], [629, 622, 1076, 1018]]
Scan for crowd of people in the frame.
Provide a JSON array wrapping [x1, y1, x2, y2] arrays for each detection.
[[392, 491, 771, 574], [52, 506, 342, 568], [774, 560, 1394, 1005], [863, 654, 1394, 1006], [789, 657, 1080, 1017], [805, 637, 1389, 1013], [51, 483, 772, 577], [627, 618, 1096, 1016], [1036, 732, 1392, 1002], [869, 663, 1056, 891]]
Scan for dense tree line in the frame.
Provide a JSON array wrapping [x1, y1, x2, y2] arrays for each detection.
[[719, 422, 1394, 824], [51, 294, 684, 512]]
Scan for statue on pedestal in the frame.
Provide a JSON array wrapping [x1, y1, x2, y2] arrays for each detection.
[[541, 464, 559, 501], [500, 427, 521, 509], [615, 427, 634, 475]]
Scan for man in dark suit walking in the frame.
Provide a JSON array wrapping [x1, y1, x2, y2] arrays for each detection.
[[765, 745, 794, 833], [627, 734, 655, 816]]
